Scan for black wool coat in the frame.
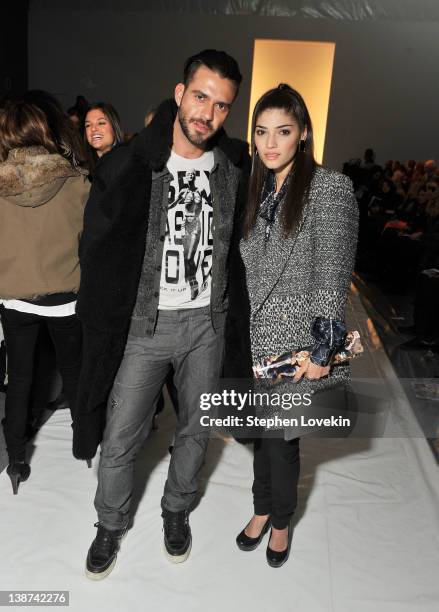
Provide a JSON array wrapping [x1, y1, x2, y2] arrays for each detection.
[[73, 99, 251, 460]]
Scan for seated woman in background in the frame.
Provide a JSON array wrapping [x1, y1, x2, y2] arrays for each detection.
[[84, 102, 124, 177], [0, 100, 89, 494]]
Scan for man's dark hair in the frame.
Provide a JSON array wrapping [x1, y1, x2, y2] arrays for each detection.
[[183, 49, 242, 89]]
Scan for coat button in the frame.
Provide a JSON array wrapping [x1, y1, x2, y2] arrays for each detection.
[[280, 312, 288, 322]]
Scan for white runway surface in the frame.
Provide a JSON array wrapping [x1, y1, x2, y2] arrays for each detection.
[[1, 289, 439, 612]]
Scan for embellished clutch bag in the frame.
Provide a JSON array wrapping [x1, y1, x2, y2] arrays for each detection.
[[253, 330, 363, 380]]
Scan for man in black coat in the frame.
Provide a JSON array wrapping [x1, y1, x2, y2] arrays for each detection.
[[75, 50, 250, 579]]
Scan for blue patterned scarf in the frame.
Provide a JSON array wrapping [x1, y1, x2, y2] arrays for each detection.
[[259, 170, 291, 242]]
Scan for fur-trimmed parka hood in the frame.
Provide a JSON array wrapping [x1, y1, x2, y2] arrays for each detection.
[[0, 146, 87, 207]]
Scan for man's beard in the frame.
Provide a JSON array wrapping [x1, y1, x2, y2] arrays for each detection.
[[178, 108, 213, 147]]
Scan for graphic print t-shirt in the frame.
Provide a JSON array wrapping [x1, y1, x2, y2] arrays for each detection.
[[159, 150, 215, 309]]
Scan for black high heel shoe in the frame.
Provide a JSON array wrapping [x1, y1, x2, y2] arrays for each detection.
[[236, 517, 271, 551], [266, 525, 292, 568], [6, 462, 31, 495]]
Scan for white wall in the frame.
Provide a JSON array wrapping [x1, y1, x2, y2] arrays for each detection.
[[28, 9, 439, 170]]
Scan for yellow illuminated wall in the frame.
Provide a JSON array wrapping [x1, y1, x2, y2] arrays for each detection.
[[248, 40, 336, 164]]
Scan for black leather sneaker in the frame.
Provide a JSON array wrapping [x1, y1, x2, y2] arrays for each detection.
[[85, 522, 127, 580], [162, 509, 192, 563]]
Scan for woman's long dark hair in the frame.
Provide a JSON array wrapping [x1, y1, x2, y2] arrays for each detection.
[[84, 102, 124, 175], [242, 84, 317, 238]]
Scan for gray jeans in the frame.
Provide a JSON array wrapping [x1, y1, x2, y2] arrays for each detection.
[[94, 307, 224, 530]]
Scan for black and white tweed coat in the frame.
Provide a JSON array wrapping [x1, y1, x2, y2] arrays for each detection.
[[239, 166, 359, 425]]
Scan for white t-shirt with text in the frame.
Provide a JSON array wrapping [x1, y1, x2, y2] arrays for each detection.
[[159, 150, 214, 309]]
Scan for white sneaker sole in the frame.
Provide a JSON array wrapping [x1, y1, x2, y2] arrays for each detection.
[[85, 556, 117, 581], [164, 536, 192, 564]]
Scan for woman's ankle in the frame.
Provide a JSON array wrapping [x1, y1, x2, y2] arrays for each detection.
[[253, 513, 269, 521]]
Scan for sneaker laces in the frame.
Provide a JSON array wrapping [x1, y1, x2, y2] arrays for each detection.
[[92, 522, 120, 560], [164, 512, 188, 544]]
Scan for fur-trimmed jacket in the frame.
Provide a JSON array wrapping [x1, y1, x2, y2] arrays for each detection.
[[0, 147, 89, 299], [73, 99, 251, 460]]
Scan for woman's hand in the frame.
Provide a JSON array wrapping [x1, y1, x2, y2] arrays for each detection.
[[293, 357, 330, 382]]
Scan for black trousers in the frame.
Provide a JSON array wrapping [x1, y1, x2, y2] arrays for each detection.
[[253, 436, 300, 530], [30, 326, 59, 426], [0, 307, 82, 462]]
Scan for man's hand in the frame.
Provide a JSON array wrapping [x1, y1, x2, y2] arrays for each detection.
[[293, 357, 330, 382]]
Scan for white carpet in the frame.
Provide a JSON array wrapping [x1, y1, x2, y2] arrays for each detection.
[[0, 406, 438, 612]]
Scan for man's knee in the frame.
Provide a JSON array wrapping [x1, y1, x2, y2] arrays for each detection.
[[99, 438, 140, 467]]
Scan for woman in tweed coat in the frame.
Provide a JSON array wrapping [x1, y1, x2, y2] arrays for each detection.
[[235, 85, 358, 567]]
